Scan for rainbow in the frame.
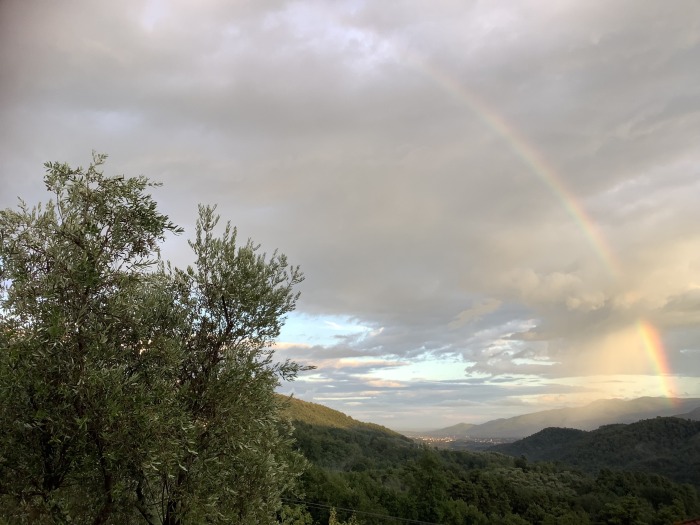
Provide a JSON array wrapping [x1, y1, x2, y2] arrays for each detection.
[[637, 320, 678, 402], [410, 57, 621, 277], [406, 53, 679, 396]]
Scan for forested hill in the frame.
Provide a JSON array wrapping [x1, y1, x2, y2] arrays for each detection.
[[281, 396, 406, 436], [281, 396, 415, 470], [492, 416, 700, 486], [281, 399, 700, 524]]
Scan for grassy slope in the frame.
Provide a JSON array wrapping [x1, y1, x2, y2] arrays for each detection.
[[280, 395, 405, 436]]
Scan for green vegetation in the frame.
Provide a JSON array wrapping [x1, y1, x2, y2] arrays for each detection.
[[282, 397, 407, 436], [287, 400, 700, 524], [0, 154, 306, 523], [282, 398, 414, 471], [494, 417, 700, 486]]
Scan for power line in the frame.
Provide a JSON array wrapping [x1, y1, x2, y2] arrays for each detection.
[[281, 497, 444, 525]]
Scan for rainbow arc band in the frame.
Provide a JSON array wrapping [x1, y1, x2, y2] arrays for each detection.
[[637, 320, 678, 401], [409, 53, 675, 394], [412, 57, 620, 276]]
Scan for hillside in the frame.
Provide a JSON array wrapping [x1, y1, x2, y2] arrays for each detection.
[[279, 398, 700, 525], [280, 396, 416, 470], [677, 406, 700, 421], [420, 397, 700, 439], [492, 416, 700, 486], [281, 396, 405, 436]]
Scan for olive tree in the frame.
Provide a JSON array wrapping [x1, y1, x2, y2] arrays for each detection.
[[0, 154, 307, 524]]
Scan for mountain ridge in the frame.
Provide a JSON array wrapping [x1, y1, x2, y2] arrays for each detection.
[[408, 396, 700, 438], [491, 416, 700, 486]]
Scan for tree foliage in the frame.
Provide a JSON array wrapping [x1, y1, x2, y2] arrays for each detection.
[[290, 413, 700, 525], [494, 417, 700, 486], [0, 154, 307, 523]]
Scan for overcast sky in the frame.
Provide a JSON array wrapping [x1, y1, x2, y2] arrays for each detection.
[[2, 0, 700, 430]]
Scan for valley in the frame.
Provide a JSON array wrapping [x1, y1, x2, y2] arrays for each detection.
[[283, 396, 700, 524]]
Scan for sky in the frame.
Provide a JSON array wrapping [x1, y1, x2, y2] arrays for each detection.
[[2, 0, 700, 430]]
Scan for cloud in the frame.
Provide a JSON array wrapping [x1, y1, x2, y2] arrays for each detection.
[[2, 0, 700, 428], [449, 298, 502, 328]]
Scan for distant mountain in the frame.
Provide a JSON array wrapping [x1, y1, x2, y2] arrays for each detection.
[[676, 406, 700, 421], [415, 397, 700, 439], [404, 422, 476, 438], [491, 416, 700, 486]]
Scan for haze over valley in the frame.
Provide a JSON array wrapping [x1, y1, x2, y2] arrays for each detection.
[[402, 395, 700, 442]]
